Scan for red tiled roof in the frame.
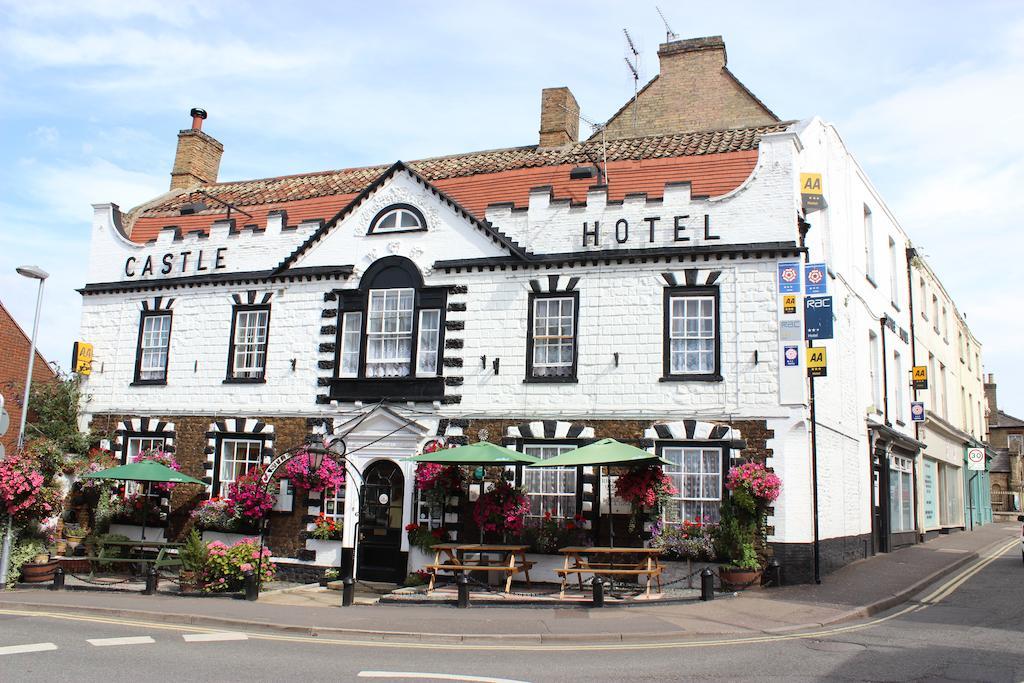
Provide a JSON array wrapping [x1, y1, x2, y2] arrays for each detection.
[[128, 123, 791, 243]]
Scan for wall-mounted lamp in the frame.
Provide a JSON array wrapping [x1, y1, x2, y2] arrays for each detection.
[[753, 350, 759, 365], [613, 352, 619, 367], [291, 358, 297, 371], [492, 358, 500, 375], [481, 355, 487, 369]]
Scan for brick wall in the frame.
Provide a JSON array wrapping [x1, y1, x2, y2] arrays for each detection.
[[170, 129, 223, 190], [0, 301, 57, 455], [601, 36, 777, 142]]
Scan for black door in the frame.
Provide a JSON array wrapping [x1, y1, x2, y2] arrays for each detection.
[[357, 460, 405, 583], [872, 445, 890, 554]]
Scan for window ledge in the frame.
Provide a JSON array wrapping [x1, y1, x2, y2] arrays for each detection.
[[660, 374, 724, 383], [523, 376, 578, 384], [223, 377, 267, 384], [130, 380, 167, 387], [866, 274, 878, 288]]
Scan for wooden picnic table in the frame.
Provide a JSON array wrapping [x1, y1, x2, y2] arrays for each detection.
[[557, 546, 663, 598], [84, 539, 183, 578], [426, 543, 534, 594]]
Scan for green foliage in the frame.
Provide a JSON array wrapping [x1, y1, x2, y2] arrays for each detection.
[[179, 530, 209, 573], [25, 372, 98, 456], [5, 538, 47, 589], [97, 533, 131, 570], [713, 499, 760, 571]]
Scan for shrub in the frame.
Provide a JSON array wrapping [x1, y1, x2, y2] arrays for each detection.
[[405, 523, 446, 552], [402, 569, 431, 587], [179, 530, 209, 573], [713, 499, 759, 571], [203, 538, 275, 592], [652, 519, 717, 562], [190, 498, 244, 532], [5, 539, 47, 589]]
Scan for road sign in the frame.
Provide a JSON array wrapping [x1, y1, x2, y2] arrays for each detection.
[[782, 295, 797, 315], [966, 447, 986, 471], [804, 296, 834, 340], [805, 263, 827, 295], [911, 401, 925, 422], [807, 347, 827, 377], [778, 262, 801, 294], [784, 345, 799, 367], [912, 366, 928, 390], [72, 341, 94, 376]]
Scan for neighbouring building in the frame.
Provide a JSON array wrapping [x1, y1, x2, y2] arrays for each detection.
[[77, 35, 986, 584], [0, 300, 58, 456], [985, 374, 1023, 516]]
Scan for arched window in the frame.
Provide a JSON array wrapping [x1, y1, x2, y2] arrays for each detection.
[[331, 257, 447, 401], [368, 204, 426, 234]]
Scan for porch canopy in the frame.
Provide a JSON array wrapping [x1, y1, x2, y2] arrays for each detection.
[[528, 438, 671, 547], [83, 461, 204, 539], [406, 440, 540, 465]]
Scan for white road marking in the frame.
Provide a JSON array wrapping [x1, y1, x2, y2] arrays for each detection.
[[182, 632, 249, 642], [358, 672, 530, 683], [0, 643, 57, 656], [87, 636, 155, 647]]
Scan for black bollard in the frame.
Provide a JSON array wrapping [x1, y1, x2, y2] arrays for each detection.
[[767, 559, 782, 587], [700, 567, 715, 601], [341, 576, 355, 607], [591, 577, 605, 608], [143, 565, 158, 595], [456, 573, 470, 608], [243, 570, 259, 601], [50, 566, 65, 591]]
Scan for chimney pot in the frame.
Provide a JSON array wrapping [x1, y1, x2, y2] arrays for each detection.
[[190, 107, 208, 131]]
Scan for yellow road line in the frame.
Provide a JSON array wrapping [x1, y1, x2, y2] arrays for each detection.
[[0, 538, 1014, 653]]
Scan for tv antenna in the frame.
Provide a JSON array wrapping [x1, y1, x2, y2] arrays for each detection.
[[557, 103, 609, 187], [623, 28, 640, 133], [656, 6, 678, 42]]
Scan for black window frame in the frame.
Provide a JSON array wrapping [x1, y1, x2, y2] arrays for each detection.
[[212, 433, 268, 498], [131, 310, 173, 386], [225, 303, 272, 383], [367, 203, 428, 235], [330, 256, 446, 402], [525, 290, 580, 383], [661, 285, 722, 382]]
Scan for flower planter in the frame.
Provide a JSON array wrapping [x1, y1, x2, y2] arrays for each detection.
[[718, 567, 763, 591], [108, 523, 167, 542], [304, 539, 344, 567], [178, 570, 203, 594], [21, 560, 59, 583], [201, 530, 258, 547]]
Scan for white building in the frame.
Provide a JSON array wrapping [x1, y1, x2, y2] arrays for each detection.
[[77, 35, 984, 584]]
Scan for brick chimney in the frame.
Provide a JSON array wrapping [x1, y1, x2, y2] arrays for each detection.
[[170, 108, 223, 190], [539, 87, 579, 148], [984, 373, 998, 416], [599, 35, 778, 141]]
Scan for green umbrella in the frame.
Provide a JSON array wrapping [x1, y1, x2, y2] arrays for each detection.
[[529, 438, 670, 547], [406, 441, 540, 465], [83, 461, 205, 539], [527, 438, 670, 468]]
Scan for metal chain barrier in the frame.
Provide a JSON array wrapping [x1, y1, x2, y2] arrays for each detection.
[[65, 571, 137, 586]]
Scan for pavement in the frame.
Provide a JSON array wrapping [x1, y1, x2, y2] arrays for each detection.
[[0, 522, 1017, 646]]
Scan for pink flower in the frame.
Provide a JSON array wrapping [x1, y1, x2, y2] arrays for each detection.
[[239, 563, 253, 572]]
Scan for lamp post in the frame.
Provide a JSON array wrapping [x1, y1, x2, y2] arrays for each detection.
[[0, 265, 49, 586]]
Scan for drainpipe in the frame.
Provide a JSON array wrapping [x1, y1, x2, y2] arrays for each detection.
[[798, 217, 821, 584], [905, 247, 923, 541]]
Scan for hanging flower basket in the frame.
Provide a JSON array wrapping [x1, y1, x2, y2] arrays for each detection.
[[283, 450, 345, 492], [472, 481, 529, 538]]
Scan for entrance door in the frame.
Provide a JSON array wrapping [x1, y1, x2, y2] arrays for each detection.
[[357, 460, 405, 583], [872, 446, 889, 554]]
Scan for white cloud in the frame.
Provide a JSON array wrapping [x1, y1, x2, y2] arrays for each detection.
[[18, 157, 165, 221]]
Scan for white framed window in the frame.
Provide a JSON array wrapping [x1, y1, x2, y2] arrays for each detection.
[[939, 362, 948, 418], [323, 485, 345, 521], [893, 351, 905, 423], [368, 205, 425, 234], [217, 438, 264, 496], [339, 312, 362, 378], [529, 295, 576, 379], [667, 293, 717, 377], [888, 237, 900, 308], [365, 288, 414, 377], [932, 295, 939, 333], [662, 447, 722, 524], [522, 444, 577, 518], [869, 331, 882, 411], [941, 307, 948, 342], [889, 455, 914, 533], [864, 205, 875, 281], [416, 309, 441, 376], [137, 313, 172, 382], [919, 278, 928, 320], [229, 307, 270, 379]]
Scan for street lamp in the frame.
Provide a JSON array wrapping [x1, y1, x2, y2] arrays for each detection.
[[0, 265, 49, 585]]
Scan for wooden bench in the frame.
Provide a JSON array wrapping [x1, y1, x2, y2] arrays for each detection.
[[82, 540, 182, 580], [558, 547, 664, 598], [426, 544, 533, 594]]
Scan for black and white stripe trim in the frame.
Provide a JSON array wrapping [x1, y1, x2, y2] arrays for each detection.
[[139, 296, 175, 312], [231, 290, 273, 306], [505, 420, 595, 440], [643, 420, 740, 442], [527, 274, 581, 294], [659, 269, 722, 288], [112, 417, 177, 463], [204, 418, 276, 495]]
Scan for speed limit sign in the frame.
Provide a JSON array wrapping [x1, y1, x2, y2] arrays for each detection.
[[967, 447, 986, 471]]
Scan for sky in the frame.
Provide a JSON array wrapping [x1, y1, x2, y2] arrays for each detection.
[[1, 0, 1022, 417]]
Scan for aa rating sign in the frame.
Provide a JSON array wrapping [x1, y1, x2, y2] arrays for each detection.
[[912, 366, 928, 390], [783, 294, 797, 315], [807, 347, 827, 377]]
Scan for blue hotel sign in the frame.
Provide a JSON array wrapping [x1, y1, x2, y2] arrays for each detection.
[[804, 295, 834, 340]]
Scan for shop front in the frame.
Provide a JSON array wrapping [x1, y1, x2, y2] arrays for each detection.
[[870, 424, 924, 553], [963, 443, 993, 529]]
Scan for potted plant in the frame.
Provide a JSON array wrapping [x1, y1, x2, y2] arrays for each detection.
[[615, 464, 678, 533], [320, 568, 339, 587], [714, 462, 782, 590], [64, 523, 87, 549], [471, 481, 529, 542], [178, 529, 209, 594]]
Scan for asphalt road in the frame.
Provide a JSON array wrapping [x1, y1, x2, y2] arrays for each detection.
[[1, 540, 1022, 683]]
